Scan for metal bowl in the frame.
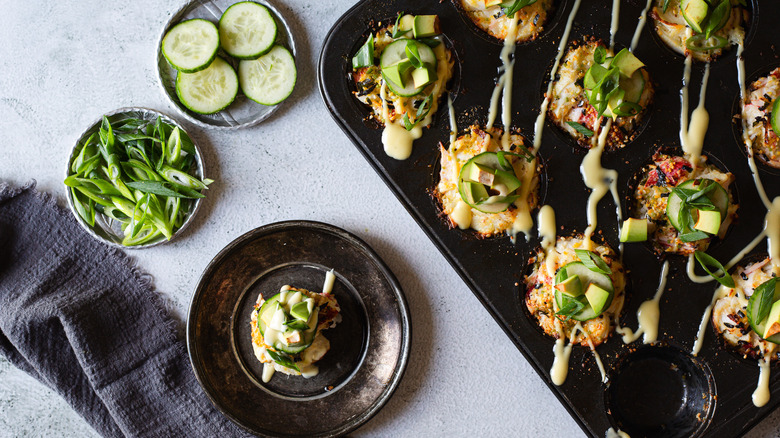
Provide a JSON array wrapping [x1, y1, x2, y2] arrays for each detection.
[[156, 0, 297, 130], [64, 107, 206, 249]]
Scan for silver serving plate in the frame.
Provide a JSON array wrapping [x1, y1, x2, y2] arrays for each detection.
[[65, 107, 206, 249], [156, 0, 297, 130]]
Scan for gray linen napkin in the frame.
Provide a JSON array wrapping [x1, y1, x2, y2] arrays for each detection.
[[0, 182, 251, 437]]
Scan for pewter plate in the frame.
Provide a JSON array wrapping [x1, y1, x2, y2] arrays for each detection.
[[65, 107, 205, 249], [156, 0, 297, 130], [187, 221, 411, 437]]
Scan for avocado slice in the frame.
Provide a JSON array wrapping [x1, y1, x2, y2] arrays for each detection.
[[462, 181, 489, 205], [382, 59, 413, 88], [619, 218, 648, 242], [465, 163, 495, 186], [290, 301, 311, 321], [411, 64, 437, 88], [493, 168, 522, 193], [694, 209, 721, 235], [412, 15, 440, 38], [611, 49, 645, 78], [763, 300, 780, 340], [555, 275, 583, 297], [585, 283, 612, 316], [681, 0, 709, 34]]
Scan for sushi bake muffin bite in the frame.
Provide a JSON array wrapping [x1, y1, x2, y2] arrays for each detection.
[[435, 125, 540, 237], [525, 235, 626, 346], [712, 257, 780, 361], [650, 0, 748, 62], [350, 13, 454, 159], [250, 285, 342, 382], [547, 39, 653, 150], [629, 152, 737, 256], [741, 67, 780, 169], [458, 0, 554, 43]]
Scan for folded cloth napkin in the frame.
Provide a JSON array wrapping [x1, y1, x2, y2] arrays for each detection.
[[0, 182, 250, 438]]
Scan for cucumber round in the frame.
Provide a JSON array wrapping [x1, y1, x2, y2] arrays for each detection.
[[457, 151, 522, 214], [771, 97, 780, 136], [746, 278, 780, 344], [239, 45, 296, 106], [219, 1, 277, 59], [176, 56, 238, 114], [379, 39, 437, 97], [257, 292, 318, 354], [162, 19, 220, 73], [553, 262, 614, 322], [621, 70, 645, 104], [665, 178, 729, 232]]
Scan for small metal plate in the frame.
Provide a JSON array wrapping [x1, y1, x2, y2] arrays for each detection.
[[187, 221, 411, 437], [156, 0, 297, 130], [64, 107, 205, 249]]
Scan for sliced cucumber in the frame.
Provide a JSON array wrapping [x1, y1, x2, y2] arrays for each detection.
[[553, 262, 614, 321], [379, 39, 437, 97], [771, 97, 780, 136], [666, 178, 729, 232], [746, 278, 780, 344], [176, 56, 238, 114], [219, 1, 277, 59], [239, 45, 296, 106], [162, 19, 220, 73], [621, 70, 646, 104], [457, 151, 523, 214]]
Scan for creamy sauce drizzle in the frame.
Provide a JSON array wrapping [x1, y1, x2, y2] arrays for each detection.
[[448, 94, 457, 145], [692, 285, 730, 356], [581, 119, 622, 247], [679, 55, 711, 168], [753, 352, 772, 407], [486, 15, 519, 151], [616, 261, 670, 344], [630, 0, 654, 52], [685, 227, 767, 284], [452, 200, 472, 229], [610, 0, 620, 49], [322, 269, 335, 294], [606, 427, 632, 438], [380, 82, 421, 160]]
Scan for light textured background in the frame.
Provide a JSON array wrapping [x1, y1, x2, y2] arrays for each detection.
[[0, 0, 778, 437]]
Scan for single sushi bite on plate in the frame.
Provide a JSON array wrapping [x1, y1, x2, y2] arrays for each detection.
[[712, 257, 780, 361], [457, 0, 554, 43], [524, 235, 626, 346], [250, 285, 342, 382], [650, 0, 748, 62], [628, 152, 737, 256], [547, 38, 653, 150], [435, 125, 540, 237], [741, 67, 780, 169]]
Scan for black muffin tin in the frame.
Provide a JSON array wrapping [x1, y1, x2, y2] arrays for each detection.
[[318, 1, 780, 436]]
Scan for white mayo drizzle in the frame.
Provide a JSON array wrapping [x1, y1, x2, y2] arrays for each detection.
[[753, 351, 773, 407], [486, 15, 519, 150], [692, 285, 731, 356], [451, 200, 473, 229], [616, 261, 670, 344], [448, 94, 457, 145], [679, 55, 711, 168], [586, 333, 608, 383], [610, 0, 620, 49], [322, 269, 335, 294], [606, 427, 632, 438], [736, 40, 773, 209], [630, 0, 654, 52], [581, 119, 622, 246], [534, 0, 582, 152], [380, 82, 421, 160], [767, 198, 780, 275], [685, 225, 768, 284], [551, 321, 582, 386], [538, 205, 556, 251], [262, 362, 275, 383]]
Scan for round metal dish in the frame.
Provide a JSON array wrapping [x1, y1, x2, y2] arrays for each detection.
[[64, 107, 206, 249], [156, 0, 297, 130], [187, 221, 411, 437]]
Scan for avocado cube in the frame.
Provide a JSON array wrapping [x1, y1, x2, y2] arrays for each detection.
[[585, 283, 612, 316], [466, 163, 495, 186], [681, 0, 708, 33], [382, 60, 412, 88], [412, 65, 437, 89], [398, 14, 415, 32], [619, 218, 648, 242], [413, 15, 440, 38], [694, 209, 721, 235], [290, 301, 311, 321], [492, 168, 522, 193], [463, 181, 489, 205], [611, 48, 645, 78], [763, 300, 780, 339], [555, 275, 583, 297]]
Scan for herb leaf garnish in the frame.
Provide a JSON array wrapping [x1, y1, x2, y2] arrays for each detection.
[[693, 251, 735, 288], [566, 121, 594, 137], [266, 349, 300, 372], [575, 249, 612, 275]]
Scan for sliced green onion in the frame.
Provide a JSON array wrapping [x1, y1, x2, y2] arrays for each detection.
[[693, 251, 735, 288], [685, 34, 728, 52], [575, 249, 612, 275], [566, 121, 594, 137], [351, 34, 374, 69]]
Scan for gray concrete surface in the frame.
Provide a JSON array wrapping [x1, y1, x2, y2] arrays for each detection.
[[0, 0, 778, 437]]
